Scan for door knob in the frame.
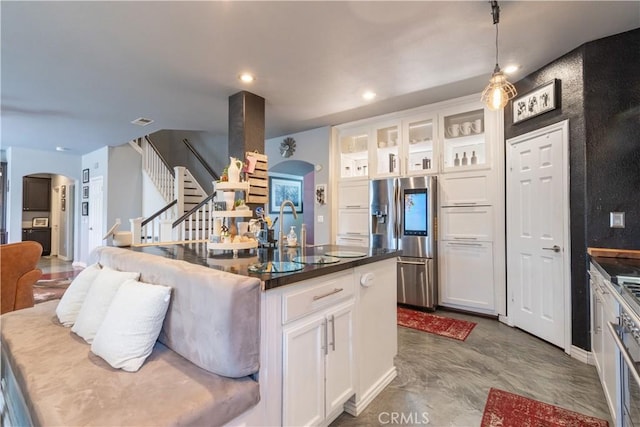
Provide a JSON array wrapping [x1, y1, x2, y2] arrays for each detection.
[[542, 245, 561, 253]]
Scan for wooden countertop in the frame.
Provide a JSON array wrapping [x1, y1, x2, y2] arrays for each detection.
[[588, 247, 640, 260]]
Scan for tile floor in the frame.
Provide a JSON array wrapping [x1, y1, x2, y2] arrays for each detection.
[[332, 309, 610, 426]]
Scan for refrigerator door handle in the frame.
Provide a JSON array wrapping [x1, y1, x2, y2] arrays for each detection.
[[394, 181, 401, 239]]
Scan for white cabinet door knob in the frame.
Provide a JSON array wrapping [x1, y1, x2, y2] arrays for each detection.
[[360, 272, 375, 287]]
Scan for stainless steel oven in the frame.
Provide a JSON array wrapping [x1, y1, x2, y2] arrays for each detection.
[[610, 276, 640, 427]]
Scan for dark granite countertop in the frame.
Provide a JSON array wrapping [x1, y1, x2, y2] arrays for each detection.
[[130, 243, 399, 290], [590, 255, 640, 284]]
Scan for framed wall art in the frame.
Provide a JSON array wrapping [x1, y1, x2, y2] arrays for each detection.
[[315, 184, 327, 205], [512, 79, 558, 124], [269, 176, 303, 213], [82, 168, 90, 183], [83, 186, 89, 199], [82, 202, 89, 216]]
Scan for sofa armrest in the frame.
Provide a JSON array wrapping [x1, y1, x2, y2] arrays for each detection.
[[14, 269, 40, 310]]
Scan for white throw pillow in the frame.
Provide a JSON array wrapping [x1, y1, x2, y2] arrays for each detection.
[[55, 263, 102, 327], [71, 267, 140, 343], [91, 279, 172, 372]]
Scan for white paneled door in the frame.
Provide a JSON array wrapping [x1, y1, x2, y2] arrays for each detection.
[[88, 176, 104, 256], [507, 120, 570, 350]]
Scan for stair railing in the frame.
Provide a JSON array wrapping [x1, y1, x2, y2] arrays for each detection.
[[182, 138, 220, 182], [142, 136, 175, 204], [131, 200, 178, 244], [173, 192, 217, 241]]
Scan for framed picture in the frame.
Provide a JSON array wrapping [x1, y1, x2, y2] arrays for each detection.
[[61, 185, 66, 199], [82, 168, 90, 183], [213, 201, 227, 211], [512, 79, 558, 124], [61, 198, 66, 212], [315, 184, 327, 205], [269, 176, 303, 213], [83, 186, 89, 199], [32, 217, 49, 228], [82, 201, 89, 216]]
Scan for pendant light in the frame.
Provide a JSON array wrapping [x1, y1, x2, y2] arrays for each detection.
[[481, 1, 516, 111]]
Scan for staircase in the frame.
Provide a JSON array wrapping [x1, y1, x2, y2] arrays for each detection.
[[129, 136, 210, 244]]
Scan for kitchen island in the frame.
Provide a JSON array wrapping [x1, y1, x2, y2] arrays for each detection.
[[131, 242, 399, 426]]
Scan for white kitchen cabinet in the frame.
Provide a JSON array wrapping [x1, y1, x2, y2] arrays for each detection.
[[440, 105, 490, 172], [338, 180, 369, 209], [339, 127, 370, 179], [337, 210, 369, 236], [283, 300, 355, 426], [336, 235, 369, 248], [371, 121, 402, 178], [402, 112, 437, 175], [439, 171, 493, 207], [589, 264, 619, 424], [346, 259, 398, 416], [439, 241, 494, 312], [439, 206, 493, 241]]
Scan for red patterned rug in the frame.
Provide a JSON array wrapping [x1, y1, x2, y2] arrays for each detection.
[[397, 307, 476, 341], [481, 388, 609, 427], [33, 270, 80, 304]]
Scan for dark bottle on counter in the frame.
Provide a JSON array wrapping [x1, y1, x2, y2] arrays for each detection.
[[471, 151, 477, 165], [461, 152, 468, 166], [454, 153, 460, 167]]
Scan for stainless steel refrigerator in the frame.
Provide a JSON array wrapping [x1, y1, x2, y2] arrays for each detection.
[[370, 176, 437, 309]]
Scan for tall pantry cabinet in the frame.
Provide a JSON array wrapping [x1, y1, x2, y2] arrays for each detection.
[[332, 94, 506, 316]]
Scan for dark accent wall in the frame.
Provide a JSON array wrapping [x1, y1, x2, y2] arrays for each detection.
[[505, 28, 640, 351]]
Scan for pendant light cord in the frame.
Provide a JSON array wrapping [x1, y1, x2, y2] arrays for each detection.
[[495, 22, 499, 67]]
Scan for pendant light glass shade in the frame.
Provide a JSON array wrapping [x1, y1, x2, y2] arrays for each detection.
[[481, 65, 517, 110]]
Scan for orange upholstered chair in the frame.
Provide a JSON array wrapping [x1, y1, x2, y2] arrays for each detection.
[[1, 241, 43, 314]]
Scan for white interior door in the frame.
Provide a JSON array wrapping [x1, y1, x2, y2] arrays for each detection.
[[88, 176, 104, 255], [51, 185, 60, 256], [507, 120, 570, 350]]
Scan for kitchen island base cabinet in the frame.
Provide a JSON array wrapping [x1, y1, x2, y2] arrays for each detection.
[[283, 301, 354, 426], [439, 241, 494, 314]]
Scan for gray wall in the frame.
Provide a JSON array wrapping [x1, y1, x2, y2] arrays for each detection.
[[505, 28, 640, 351]]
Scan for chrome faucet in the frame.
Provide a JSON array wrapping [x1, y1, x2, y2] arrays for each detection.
[[278, 199, 298, 247]]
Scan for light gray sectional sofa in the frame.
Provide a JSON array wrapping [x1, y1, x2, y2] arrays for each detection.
[[0, 246, 261, 426]]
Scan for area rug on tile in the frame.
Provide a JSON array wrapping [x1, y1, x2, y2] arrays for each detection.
[[33, 271, 79, 304], [480, 388, 609, 427], [397, 307, 476, 341]]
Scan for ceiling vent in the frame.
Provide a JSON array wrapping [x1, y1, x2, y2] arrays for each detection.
[[131, 117, 154, 126]]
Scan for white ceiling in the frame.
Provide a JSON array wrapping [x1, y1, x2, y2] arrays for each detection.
[[2, 1, 638, 155]]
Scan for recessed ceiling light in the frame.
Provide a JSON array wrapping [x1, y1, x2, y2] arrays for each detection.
[[239, 73, 255, 83], [362, 91, 376, 101], [56, 146, 70, 152], [504, 65, 520, 75], [131, 117, 154, 126]]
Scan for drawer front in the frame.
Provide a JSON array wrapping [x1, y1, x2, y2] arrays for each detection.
[[440, 172, 492, 206], [337, 209, 369, 236], [336, 235, 369, 247], [440, 206, 493, 241], [338, 182, 369, 209], [282, 271, 355, 324]]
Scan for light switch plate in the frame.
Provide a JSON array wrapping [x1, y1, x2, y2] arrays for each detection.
[[610, 212, 625, 228], [317, 215, 324, 223]]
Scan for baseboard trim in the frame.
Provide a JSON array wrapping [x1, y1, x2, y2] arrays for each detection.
[[570, 345, 594, 365], [72, 261, 87, 268], [343, 366, 397, 417]]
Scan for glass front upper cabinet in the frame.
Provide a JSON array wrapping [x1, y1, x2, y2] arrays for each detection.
[[373, 122, 401, 177], [441, 107, 488, 171], [339, 128, 370, 179], [403, 113, 436, 175]]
